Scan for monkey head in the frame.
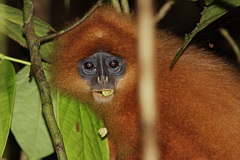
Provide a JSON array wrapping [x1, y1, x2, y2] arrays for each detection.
[[51, 6, 138, 105]]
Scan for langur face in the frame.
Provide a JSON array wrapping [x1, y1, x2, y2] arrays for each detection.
[[77, 52, 126, 102]]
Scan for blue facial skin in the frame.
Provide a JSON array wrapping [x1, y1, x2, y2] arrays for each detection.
[[78, 52, 126, 92]]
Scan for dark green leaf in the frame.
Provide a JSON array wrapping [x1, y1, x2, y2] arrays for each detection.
[[170, 0, 240, 68], [205, 0, 215, 5], [0, 4, 56, 61]]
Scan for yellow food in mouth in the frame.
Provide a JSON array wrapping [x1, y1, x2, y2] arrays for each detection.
[[92, 89, 114, 102], [102, 90, 114, 97], [93, 89, 114, 97]]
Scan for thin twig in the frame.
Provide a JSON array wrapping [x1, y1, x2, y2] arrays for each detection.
[[22, 0, 68, 159], [219, 27, 240, 63], [39, 0, 104, 42], [154, 0, 175, 23]]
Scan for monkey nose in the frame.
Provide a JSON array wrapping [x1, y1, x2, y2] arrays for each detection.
[[97, 75, 109, 85]]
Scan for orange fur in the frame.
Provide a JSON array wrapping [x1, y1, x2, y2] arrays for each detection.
[[51, 5, 240, 160]]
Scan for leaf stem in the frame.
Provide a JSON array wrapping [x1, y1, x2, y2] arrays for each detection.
[[0, 53, 31, 65]]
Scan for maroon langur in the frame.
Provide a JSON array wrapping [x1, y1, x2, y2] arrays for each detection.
[[51, 5, 240, 160]]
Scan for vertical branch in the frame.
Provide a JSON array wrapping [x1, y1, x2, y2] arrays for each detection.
[[137, 0, 160, 160], [111, 0, 122, 12], [22, 0, 68, 160], [120, 0, 130, 13]]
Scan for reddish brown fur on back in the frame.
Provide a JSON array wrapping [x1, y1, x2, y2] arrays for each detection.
[[52, 5, 240, 160], [156, 35, 240, 159]]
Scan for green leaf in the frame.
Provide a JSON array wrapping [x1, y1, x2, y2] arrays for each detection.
[[57, 93, 109, 160], [0, 60, 15, 157], [205, 0, 215, 5], [170, 0, 240, 68], [11, 66, 54, 160], [0, 4, 56, 61]]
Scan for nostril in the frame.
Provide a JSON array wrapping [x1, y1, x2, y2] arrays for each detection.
[[105, 76, 109, 84], [97, 75, 107, 85]]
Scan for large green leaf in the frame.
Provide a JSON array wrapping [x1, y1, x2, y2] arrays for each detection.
[[11, 66, 54, 160], [0, 60, 15, 157], [57, 93, 109, 160], [170, 0, 240, 68], [0, 4, 55, 61]]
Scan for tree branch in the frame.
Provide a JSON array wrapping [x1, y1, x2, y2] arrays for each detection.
[[137, 0, 160, 159], [22, 0, 68, 159], [39, 0, 104, 42]]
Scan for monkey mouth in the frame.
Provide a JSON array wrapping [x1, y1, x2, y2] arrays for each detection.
[[92, 89, 114, 102]]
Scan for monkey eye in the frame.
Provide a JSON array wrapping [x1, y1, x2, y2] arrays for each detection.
[[83, 61, 95, 70], [109, 60, 119, 68], [108, 59, 122, 74]]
